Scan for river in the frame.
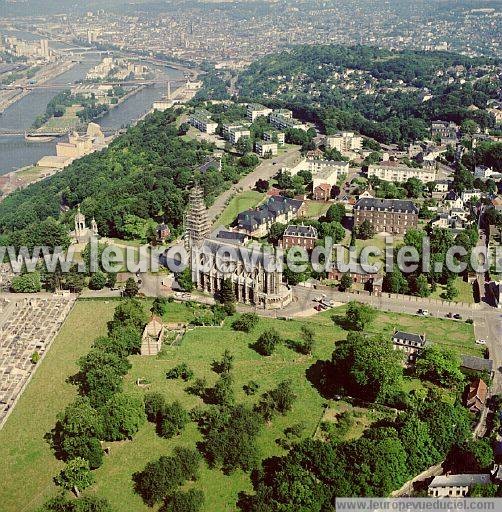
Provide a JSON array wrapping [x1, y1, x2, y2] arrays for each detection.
[[0, 32, 184, 174]]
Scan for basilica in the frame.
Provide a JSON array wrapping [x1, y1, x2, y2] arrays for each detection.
[[185, 185, 292, 310]]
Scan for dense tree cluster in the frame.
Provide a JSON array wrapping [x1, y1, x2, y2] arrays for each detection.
[[0, 108, 255, 247], [238, 45, 498, 144]]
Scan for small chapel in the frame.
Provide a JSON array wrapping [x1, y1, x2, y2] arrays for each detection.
[[69, 205, 99, 244]]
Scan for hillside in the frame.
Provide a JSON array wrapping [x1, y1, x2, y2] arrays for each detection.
[[0, 109, 251, 246], [237, 45, 500, 144]]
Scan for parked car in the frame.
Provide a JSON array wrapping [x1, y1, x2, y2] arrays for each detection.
[[446, 312, 453, 318], [417, 309, 429, 316], [453, 313, 462, 320], [476, 339, 487, 345]]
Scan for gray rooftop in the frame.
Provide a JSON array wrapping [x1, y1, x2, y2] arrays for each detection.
[[429, 474, 491, 488], [354, 197, 419, 214]]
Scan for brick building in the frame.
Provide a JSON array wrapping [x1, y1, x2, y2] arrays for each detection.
[[280, 224, 318, 251], [353, 198, 419, 235]]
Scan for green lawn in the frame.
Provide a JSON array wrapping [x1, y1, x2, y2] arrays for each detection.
[[304, 200, 330, 219], [0, 299, 479, 512], [430, 276, 474, 304], [216, 191, 265, 227]]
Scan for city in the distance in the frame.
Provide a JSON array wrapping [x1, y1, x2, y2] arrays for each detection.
[[0, 1, 501, 512]]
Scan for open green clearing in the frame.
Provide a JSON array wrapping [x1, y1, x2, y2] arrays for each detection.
[[430, 276, 474, 304], [0, 299, 478, 511], [38, 105, 83, 133], [304, 200, 330, 219], [216, 190, 265, 227]]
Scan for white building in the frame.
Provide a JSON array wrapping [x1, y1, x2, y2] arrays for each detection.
[[227, 126, 251, 145], [263, 131, 285, 145], [367, 163, 437, 183], [269, 109, 308, 131], [428, 474, 491, 498], [189, 109, 218, 134], [247, 103, 273, 122], [326, 132, 363, 155], [255, 141, 278, 157]]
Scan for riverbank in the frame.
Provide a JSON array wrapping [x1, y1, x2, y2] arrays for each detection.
[[0, 59, 77, 115]]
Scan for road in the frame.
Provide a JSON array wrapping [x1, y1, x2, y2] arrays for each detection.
[[290, 284, 502, 393], [207, 146, 301, 225]]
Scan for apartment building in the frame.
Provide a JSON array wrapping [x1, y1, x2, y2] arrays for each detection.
[[367, 163, 437, 183], [255, 141, 278, 157], [269, 109, 308, 132], [227, 126, 251, 144], [263, 131, 285, 145], [189, 109, 218, 134], [325, 132, 363, 155], [247, 103, 273, 122]]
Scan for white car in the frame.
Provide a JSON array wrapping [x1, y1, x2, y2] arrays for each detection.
[[476, 339, 487, 345], [417, 309, 429, 316]]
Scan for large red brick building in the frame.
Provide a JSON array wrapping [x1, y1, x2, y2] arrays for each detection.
[[353, 198, 419, 235]]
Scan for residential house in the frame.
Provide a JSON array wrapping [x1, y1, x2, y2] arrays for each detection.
[[466, 378, 488, 413], [280, 224, 318, 251], [392, 331, 426, 362]]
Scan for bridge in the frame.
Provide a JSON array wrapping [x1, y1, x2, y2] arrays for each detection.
[[0, 78, 188, 92]]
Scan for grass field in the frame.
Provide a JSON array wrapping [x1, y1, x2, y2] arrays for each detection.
[[38, 105, 84, 133], [430, 276, 474, 304], [216, 190, 265, 227], [304, 200, 330, 219], [0, 299, 479, 512]]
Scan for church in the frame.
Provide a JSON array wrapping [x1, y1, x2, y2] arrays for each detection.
[[69, 205, 99, 244], [185, 185, 292, 310]]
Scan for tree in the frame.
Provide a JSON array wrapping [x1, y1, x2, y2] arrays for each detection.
[[212, 349, 234, 374], [159, 401, 189, 438], [344, 301, 377, 331], [123, 277, 139, 298], [76, 349, 131, 407], [151, 297, 168, 316], [201, 404, 262, 473], [267, 222, 287, 245], [88, 271, 107, 290], [100, 393, 146, 441], [297, 325, 315, 355], [161, 489, 204, 512], [255, 380, 297, 421], [444, 279, 459, 301], [61, 435, 104, 470], [461, 119, 479, 136], [319, 220, 345, 243], [37, 494, 113, 512], [108, 299, 148, 334], [219, 278, 236, 310], [207, 372, 235, 406], [404, 177, 423, 198], [134, 455, 190, 506], [231, 313, 259, 333], [144, 392, 167, 423], [355, 220, 375, 240], [177, 267, 194, 292], [415, 345, 464, 387], [398, 414, 440, 474], [339, 273, 353, 292], [106, 273, 117, 289], [255, 179, 269, 192], [178, 122, 190, 136], [445, 439, 493, 473], [325, 203, 346, 223], [254, 329, 282, 356], [331, 332, 403, 403], [383, 267, 409, 294], [411, 274, 430, 297], [11, 272, 42, 293], [55, 458, 95, 494]]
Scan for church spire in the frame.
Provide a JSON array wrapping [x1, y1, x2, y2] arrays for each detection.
[[185, 183, 210, 249]]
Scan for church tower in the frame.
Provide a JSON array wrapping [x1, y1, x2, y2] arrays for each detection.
[[74, 205, 86, 238], [184, 183, 211, 250]]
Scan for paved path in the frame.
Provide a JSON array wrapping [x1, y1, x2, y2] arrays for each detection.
[[207, 147, 301, 225]]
